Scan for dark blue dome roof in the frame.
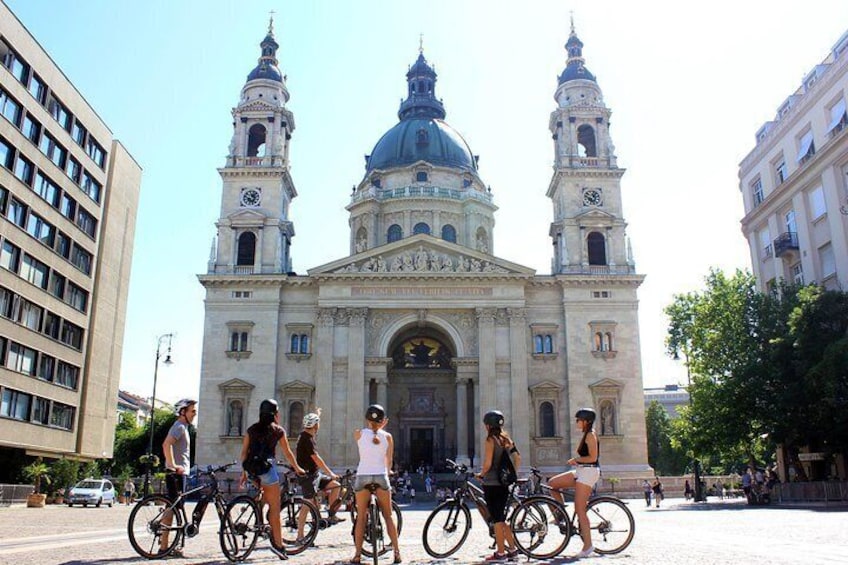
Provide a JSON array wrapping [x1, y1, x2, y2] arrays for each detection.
[[558, 62, 596, 84], [366, 118, 476, 173], [247, 61, 283, 82]]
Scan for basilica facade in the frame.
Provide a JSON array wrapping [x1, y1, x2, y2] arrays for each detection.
[[196, 21, 651, 475]]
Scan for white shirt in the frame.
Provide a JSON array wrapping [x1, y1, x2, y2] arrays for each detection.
[[356, 428, 389, 475]]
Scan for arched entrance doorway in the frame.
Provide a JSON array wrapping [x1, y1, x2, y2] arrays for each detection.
[[375, 325, 460, 471]]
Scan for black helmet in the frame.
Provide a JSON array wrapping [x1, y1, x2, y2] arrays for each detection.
[[483, 410, 505, 427], [575, 407, 596, 424], [260, 399, 279, 416], [366, 404, 386, 423]]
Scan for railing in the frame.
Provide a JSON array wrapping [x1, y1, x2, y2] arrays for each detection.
[[228, 156, 284, 167], [233, 265, 255, 274], [0, 484, 35, 505], [559, 265, 636, 275], [773, 231, 799, 257], [773, 481, 848, 504], [350, 185, 493, 204]]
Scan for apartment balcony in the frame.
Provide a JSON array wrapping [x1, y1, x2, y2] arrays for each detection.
[[773, 232, 799, 258]]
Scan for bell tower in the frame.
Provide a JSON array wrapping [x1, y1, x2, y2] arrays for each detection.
[[547, 20, 634, 275], [210, 17, 297, 275]]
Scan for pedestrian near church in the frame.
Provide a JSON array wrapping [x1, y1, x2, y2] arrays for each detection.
[[159, 398, 197, 557], [642, 479, 652, 507], [123, 478, 136, 505], [239, 399, 305, 560], [548, 408, 600, 559], [684, 479, 693, 501], [476, 409, 520, 561], [652, 477, 664, 508], [296, 408, 344, 541]]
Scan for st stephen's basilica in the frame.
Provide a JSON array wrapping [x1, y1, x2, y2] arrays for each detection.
[[197, 19, 651, 476]]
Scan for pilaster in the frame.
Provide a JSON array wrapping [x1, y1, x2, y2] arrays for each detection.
[[315, 307, 335, 455]]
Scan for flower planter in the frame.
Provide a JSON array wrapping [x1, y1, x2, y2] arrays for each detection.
[[27, 493, 47, 508]]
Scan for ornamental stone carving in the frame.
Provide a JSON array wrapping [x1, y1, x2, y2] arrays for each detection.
[[332, 249, 508, 274], [349, 308, 368, 327], [317, 307, 336, 327]]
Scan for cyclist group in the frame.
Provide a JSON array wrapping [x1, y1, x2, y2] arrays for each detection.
[[148, 396, 606, 562]]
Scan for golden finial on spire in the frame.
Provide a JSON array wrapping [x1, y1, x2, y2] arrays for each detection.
[[419, 33, 424, 55], [268, 10, 275, 35]]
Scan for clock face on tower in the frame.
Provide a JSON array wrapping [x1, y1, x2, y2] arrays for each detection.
[[582, 188, 603, 207], [240, 188, 261, 207]]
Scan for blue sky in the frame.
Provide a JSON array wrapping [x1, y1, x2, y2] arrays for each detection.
[[6, 0, 848, 403]]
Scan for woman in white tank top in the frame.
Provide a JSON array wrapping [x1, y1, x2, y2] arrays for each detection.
[[350, 404, 401, 564]]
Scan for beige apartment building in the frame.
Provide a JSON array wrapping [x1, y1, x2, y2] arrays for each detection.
[[739, 30, 848, 292], [197, 22, 651, 476], [0, 1, 141, 468]]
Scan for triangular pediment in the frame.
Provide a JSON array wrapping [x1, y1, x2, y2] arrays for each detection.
[[218, 378, 255, 392], [307, 234, 535, 276], [280, 379, 314, 394], [225, 209, 267, 225], [574, 208, 617, 221], [589, 377, 624, 390], [237, 99, 278, 113], [530, 380, 563, 393]]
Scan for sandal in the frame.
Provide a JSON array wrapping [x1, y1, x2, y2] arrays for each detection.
[[349, 558, 362, 564], [394, 551, 403, 563]]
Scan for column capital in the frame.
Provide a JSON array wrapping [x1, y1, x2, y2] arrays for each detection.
[[349, 307, 368, 327], [317, 307, 336, 327], [475, 307, 497, 324], [454, 376, 471, 386], [507, 307, 527, 322]]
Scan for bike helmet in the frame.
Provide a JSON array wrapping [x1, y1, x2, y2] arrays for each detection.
[[365, 404, 386, 423], [302, 409, 322, 429], [483, 410, 505, 427], [575, 407, 596, 424], [259, 398, 279, 416], [174, 398, 197, 416]]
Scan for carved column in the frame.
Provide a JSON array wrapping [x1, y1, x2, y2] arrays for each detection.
[[455, 377, 470, 464], [255, 227, 264, 274], [376, 377, 388, 410], [508, 308, 530, 457], [476, 307, 497, 456], [606, 226, 615, 267], [346, 308, 368, 465], [315, 308, 335, 456]]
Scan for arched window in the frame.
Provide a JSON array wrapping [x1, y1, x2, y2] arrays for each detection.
[[587, 232, 606, 265], [441, 224, 457, 243], [231, 331, 248, 352], [247, 124, 267, 157], [288, 401, 304, 436], [604, 332, 614, 352], [539, 402, 555, 437], [299, 334, 309, 354], [387, 224, 402, 243], [413, 222, 431, 235], [227, 400, 243, 436], [534, 335, 543, 354], [594, 332, 604, 351], [237, 232, 256, 266], [544, 335, 553, 354], [416, 171, 428, 183], [577, 124, 597, 157], [290, 334, 300, 354]]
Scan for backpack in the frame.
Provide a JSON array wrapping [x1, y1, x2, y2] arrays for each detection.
[[497, 446, 518, 487], [242, 432, 273, 476]]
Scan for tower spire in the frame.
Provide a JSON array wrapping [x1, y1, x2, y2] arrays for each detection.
[[397, 46, 446, 120], [419, 33, 424, 55]]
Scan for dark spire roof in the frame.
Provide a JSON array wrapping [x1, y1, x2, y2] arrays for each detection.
[[398, 50, 446, 120], [247, 16, 284, 83], [558, 19, 596, 85]]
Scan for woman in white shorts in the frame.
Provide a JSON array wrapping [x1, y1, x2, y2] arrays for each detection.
[[350, 404, 401, 564], [548, 408, 600, 559]]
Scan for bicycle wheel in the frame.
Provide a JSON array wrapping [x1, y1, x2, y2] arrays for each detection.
[[510, 495, 571, 560], [279, 497, 319, 555], [351, 499, 402, 557], [422, 500, 472, 558], [220, 495, 260, 562], [585, 496, 635, 554], [127, 495, 184, 559], [369, 502, 380, 565]]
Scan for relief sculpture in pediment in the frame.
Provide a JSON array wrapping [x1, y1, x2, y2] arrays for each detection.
[[333, 246, 508, 274]]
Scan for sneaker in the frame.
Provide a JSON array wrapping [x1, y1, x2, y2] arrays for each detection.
[[327, 513, 346, 524], [485, 553, 507, 562], [506, 548, 520, 559], [575, 545, 595, 558], [269, 541, 289, 560]]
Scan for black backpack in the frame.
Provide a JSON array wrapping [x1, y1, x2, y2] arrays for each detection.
[[497, 447, 518, 487], [242, 432, 273, 476]]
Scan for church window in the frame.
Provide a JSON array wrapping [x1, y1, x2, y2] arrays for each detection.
[[230, 331, 248, 352], [441, 224, 456, 243], [225, 321, 254, 359], [534, 335, 543, 354], [577, 124, 597, 157], [416, 171, 428, 183], [539, 402, 555, 437], [387, 224, 402, 243], [247, 123, 267, 157], [236, 232, 256, 266], [299, 334, 309, 354], [288, 401, 304, 436], [290, 334, 299, 354], [413, 222, 430, 235], [530, 324, 558, 358], [589, 321, 617, 357], [544, 335, 553, 354], [587, 232, 606, 265], [391, 337, 452, 369]]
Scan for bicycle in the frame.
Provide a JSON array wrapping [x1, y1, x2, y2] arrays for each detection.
[[222, 462, 321, 562], [354, 479, 401, 565], [421, 459, 527, 558], [127, 463, 249, 560], [509, 469, 635, 558]]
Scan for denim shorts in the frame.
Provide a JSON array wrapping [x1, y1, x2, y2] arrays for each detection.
[[354, 473, 390, 492], [256, 464, 280, 486]]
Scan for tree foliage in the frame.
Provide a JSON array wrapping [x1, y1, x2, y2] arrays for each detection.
[[645, 401, 688, 475], [665, 269, 848, 474]]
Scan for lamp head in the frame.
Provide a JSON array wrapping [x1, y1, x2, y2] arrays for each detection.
[[163, 354, 173, 366]]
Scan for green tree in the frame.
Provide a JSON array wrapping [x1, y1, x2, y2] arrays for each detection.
[[645, 400, 688, 475], [22, 458, 51, 494], [50, 458, 81, 494]]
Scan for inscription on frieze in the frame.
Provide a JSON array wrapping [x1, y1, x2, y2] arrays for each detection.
[[352, 287, 493, 297]]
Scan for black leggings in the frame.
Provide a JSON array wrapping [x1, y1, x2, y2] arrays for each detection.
[[482, 485, 510, 523]]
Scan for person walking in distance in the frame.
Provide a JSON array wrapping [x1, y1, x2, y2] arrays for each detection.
[[296, 408, 344, 541], [652, 477, 664, 508], [159, 398, 197, 557], [350, 404, 402, 564], [548, 408, 600, 559], [475, 410, 520, 561], [239, 399, 305, 560], [642, 479, 652, 507], [123, 478, 136, 506]]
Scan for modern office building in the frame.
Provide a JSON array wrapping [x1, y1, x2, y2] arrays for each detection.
[[197, 21, 651, 475], [739, 30, 848, 292], [0, 1, 141, 467]]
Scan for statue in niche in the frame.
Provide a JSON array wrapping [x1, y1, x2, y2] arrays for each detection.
[[228, 135, 237, 156], [376, 256, 387, 272], [476, 232, 488, 253], [355, 236, 367, 253], [274, 133, 284, 155], [402, 253, 414, 272], [391, 255, 403, 272], [601, 403, 615, 435], [415, 246, 429, 271], [410, 340, 433, 366], [228, 401, 243, 436]]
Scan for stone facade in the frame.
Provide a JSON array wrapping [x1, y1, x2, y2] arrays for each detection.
[[197, 23, 651, 475]]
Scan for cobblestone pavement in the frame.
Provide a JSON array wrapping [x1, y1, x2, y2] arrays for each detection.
[[0, 498, 846, 565]]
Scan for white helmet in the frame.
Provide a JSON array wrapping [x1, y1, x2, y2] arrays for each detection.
[[174, 398, 197, 416], [302, 410, 321, 429]]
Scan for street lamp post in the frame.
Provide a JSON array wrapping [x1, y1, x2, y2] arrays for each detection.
[[677, 349, 706, 503], [142, 333, 174, 496]]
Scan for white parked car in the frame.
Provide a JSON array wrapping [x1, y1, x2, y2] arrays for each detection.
[[67, 478, 115, 507]]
